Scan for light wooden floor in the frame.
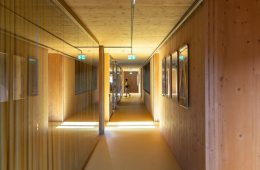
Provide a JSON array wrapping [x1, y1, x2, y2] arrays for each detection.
[[110, 94, 153, 122], [84, 95, 181, 170]]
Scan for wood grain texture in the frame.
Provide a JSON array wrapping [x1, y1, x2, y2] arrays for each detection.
[[146, 53, 161, 121], [148, 3, 206, 170], [64, 0, 195, 65], [0, 32, 49, 170], [48, 53, 64, 121], [0, 34, 99, 170], [48, 124, 99, 170], [206, 0, 260, 169], [0, 0, 98, 58]]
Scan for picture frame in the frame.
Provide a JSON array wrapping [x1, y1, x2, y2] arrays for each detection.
[[28, 57, 39, 96], [162, 57, 166, 96], [0, 53, 8, 102], [165, 55, 171, 98], [143, 62, 150, 94], [13, 55, 26, 100], [178, 45, 189, 108], [171, 51, 178, 98]]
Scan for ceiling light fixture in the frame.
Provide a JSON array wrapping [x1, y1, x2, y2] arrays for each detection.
[[129, 0, 136, 60]]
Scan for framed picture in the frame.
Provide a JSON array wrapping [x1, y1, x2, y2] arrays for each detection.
[[162, 58, 166, 96], [28, 57, 39, 96], [165, 55, 171, 98], [143, 62, 150, 94], [171, 51, 178, 98], [178, 45, 189, 108], [0, 53, 8, 102], [13, 55, 26, 100]]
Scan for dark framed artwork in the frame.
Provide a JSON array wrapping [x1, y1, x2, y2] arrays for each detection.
[[28, 57, 39, 96], [165, 55, 171, 98], [171, 51, 178, 98], [178, 45, 189, 108], [13, 55, 26, 100], [0, 53, 8, 102], [162, 57, 166, 96], [143, 62, 150, 93]]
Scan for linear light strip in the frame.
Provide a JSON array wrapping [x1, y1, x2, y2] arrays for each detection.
[[106, 122, 154, 126], [61, 122, 99, 126], [56, 126, 96, 129], [106, 125, 155, 129]]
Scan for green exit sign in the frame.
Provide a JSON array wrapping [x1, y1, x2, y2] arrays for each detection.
[[128, 55, 136, 60], [77, 54, 86, 60]]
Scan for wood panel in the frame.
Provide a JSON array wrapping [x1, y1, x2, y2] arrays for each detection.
[[154, 3, 206, 170], [48, 124, 99, 170], [0, 32, 49, 170], [206, 0, 260, 169], [64, 0, 195, 65], [145, 53, 160, 121], [48, 53, 64, 122], [63, 57, 76, 120]]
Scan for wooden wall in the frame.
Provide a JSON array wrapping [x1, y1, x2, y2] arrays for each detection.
[[147, 0, 260, 169], [144, 53, 160, 121], [48, 124, 99, 170], [63, 57, 76, 120], [48, 54, 99, 122], [206, 0, 260, 169], [48, 54, 64, 121], [153, 3, 206, 170], [0, 35, 99, 170], [144, 91, 151, 114], [0, 32, 49, 170]]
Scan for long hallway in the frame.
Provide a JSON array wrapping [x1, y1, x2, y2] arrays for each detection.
[[1, 0, 259, 169], [85, 95, 181, 170]]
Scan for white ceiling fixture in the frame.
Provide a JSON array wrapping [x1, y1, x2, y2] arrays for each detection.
[[128, 0, 136, 60]]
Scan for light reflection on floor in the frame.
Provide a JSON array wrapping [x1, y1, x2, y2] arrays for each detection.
[[56, 122, 99, 129], [106, 121, 156, 130]]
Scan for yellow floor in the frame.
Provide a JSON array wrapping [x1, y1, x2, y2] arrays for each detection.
[[110, 94, 153, 122], [84, 95, 181, 170]]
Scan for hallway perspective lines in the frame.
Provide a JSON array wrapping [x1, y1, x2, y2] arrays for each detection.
[[84, 96, 181, 170]]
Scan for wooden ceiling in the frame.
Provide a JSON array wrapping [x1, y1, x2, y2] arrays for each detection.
[[64, 0, 195, 67], [1, 0, 195, 67], [0, 0, 98, 62]]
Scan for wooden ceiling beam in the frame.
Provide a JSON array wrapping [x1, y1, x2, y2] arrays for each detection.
[[52, 0, 100, 45]]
